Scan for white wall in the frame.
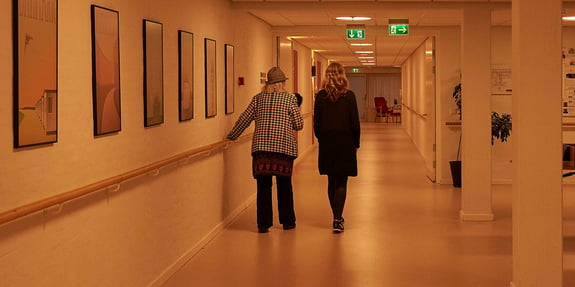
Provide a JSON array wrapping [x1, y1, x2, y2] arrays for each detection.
[[0, 0, 315, 286], [436, 27, 462, 184], [491, 26, 513, 183], [430, 26, 513, 184], [292, 41, 315, 154], [402, 37, 435, 165], [562, 27, 575, 183]]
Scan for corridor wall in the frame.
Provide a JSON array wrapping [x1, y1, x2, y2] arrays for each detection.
[[402, 26, 514, 184], [0, 0, 312, 286], [291, 40, 315, 154]]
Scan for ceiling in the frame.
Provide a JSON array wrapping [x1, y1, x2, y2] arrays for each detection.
[[231, 0, 575, 67]]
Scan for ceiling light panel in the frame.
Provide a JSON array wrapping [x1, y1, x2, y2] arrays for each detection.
[[336, 16, 372, 21]]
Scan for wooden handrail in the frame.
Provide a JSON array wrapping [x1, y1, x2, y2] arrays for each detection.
[[447, 121, 575, 128], [0, 133, 253, 226], [445, 121, 461, 126], [402, 104, 427, 120]]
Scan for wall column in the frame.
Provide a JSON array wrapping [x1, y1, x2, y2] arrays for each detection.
[[460, 5, 493, 221], [511, 0, 563, 286]]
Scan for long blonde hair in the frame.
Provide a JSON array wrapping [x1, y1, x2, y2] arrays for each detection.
[[262, 81, 288, 93], [321, 62, 348, 101]]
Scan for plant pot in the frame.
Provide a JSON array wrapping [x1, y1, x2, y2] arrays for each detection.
[[449, 160, 461, 188]]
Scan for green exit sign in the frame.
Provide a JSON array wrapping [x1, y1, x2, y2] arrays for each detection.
[[346, 29, 365, 40], [389, 24, 409, 35], [352, 68, 360, 73]]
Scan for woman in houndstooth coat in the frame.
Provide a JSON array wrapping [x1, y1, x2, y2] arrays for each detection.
[[227, 67, 303, 233]]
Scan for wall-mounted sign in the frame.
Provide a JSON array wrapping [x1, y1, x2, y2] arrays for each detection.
[[389, 24, 409, 35], [347, 29, 365, 40], [352, 68, 360, 73]]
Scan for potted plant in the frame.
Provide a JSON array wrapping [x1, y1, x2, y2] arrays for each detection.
[[449, 83, 462, 187], [449, 83, 512, 187], [491, 112, 512, 144]]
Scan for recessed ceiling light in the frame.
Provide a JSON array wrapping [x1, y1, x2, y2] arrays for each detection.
[[358, 56, 374, 59], [350, 43, 373, 46], [563, 16, 575, 21], [336, 16, 372, 21], [355, 51, 374, 54]]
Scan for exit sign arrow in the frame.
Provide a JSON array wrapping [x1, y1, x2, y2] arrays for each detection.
[[346, 29, 365, 40], [389, 24, 409, 35]]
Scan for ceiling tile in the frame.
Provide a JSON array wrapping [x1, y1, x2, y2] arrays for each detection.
[[265, 0, 319, 2], [250, 11, 294, 25], [242, 1, 513, 67], [322, 0, 377, 2]]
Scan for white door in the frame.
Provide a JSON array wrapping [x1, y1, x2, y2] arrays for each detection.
[[424, 37, 437, 182], [348, 76, 367, 121]]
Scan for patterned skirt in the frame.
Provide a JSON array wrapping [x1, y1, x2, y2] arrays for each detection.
[[252, 151, 295, 178]]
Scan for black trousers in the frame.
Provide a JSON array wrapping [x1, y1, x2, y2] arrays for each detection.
[[256, 175, 296, 228], [327, 174, 348, 220]]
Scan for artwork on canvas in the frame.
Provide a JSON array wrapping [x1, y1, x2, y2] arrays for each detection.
[[225, 44, 234, 115], [205, 38, 217, 118], [13, 0, 58, 147], [91, 5, 121, 136], [179, 30, 194, 121], [143, 19, 164, 126]]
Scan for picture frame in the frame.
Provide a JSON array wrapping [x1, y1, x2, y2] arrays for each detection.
[[224, 44, 235, 115], [204, 38, 217, 118], [143, 19, 164, 127], [91, 5, 121, 136], [178, 30, 194, 121], [13, 0, 58, 148]]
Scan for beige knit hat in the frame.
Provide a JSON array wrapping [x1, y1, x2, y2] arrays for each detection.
[[265, 67, 288, 84]]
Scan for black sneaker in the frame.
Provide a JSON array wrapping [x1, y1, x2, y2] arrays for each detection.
[[333, 218, 344, 233]]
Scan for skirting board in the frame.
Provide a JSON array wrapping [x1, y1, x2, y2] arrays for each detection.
[[460, 210, 495, 221], [492, 178, 512, 184], [439, 177, 512, 185], [148, 193, 256, 287]]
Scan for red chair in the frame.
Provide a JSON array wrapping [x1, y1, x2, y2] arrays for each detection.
[[374, 97, 391, 122]]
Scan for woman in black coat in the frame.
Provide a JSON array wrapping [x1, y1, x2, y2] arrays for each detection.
[[313, 62, 360, 233]]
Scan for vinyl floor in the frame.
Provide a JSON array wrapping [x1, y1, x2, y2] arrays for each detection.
[[163, 123, 575, 287]]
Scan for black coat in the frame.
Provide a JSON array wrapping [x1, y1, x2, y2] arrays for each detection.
[[313, 89, 361, 176]]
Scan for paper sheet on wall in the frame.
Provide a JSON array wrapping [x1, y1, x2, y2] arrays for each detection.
[[491, 66, 512, 95], [564, 47, 575, 116]]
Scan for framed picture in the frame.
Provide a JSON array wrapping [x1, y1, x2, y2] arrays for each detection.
[[143, 19, 164, 126], [91, 5, 121, 136], [178, 30, 194, 121], [204, 38, 217, 118], [224, 44, 234, 115], [13, 0, 58, 148]]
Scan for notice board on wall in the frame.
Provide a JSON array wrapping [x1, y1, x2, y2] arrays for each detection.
[[564, 47, 575, 117], [491, 65, 512, 96]]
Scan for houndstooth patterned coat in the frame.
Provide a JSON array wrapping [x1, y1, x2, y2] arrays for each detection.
[[227, 92, 304, 158]]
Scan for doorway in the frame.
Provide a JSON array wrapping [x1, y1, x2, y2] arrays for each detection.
[[348, 76, 367, 121]]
